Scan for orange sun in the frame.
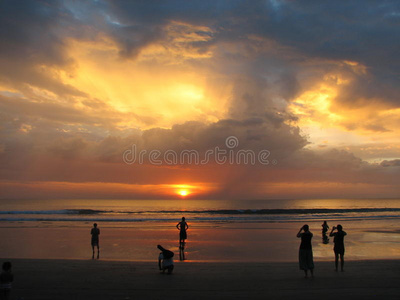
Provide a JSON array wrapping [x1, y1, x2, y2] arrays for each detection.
[[178, 189, 189, 197]]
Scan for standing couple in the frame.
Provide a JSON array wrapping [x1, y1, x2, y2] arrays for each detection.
[[297, 224, 347, 278]]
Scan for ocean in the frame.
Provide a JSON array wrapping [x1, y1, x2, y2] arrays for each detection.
[[0, 198, 399, 262]]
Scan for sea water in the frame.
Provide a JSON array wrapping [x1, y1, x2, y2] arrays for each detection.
[[0, 198, 399, 262]]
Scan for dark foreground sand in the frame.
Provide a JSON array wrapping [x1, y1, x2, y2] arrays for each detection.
[[3, 258, 400, 300]]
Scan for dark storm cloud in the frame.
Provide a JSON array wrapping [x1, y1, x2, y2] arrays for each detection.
[[232, 0, 400, 107], [0, 1, 66, 64], [0, 0, 87, 96]]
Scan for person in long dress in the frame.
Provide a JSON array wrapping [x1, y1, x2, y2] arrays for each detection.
[[297, 224, 314, 278]]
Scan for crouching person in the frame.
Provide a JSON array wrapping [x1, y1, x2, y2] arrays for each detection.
[[157, 245, 174, 274]]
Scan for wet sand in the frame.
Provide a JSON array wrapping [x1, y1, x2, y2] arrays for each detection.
[[2, 221, 400, 263], [4, 258, 400, 299]]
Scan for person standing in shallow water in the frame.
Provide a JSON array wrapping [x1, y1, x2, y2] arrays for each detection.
[[297, 224, 314, 278], [322, 221, 329, 243], [176, 217, 189, 247], [91, 223, 100, 259], [330, 224, 347, 272]]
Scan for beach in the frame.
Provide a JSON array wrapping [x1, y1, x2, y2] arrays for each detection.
[[1, 199, 400, 299], [4, 258, 400, 300]]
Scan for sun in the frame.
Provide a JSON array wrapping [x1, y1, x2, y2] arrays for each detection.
[[178, 189, 189, 197]]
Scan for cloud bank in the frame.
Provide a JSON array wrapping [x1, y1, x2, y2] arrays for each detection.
[[0, 0, 399, 199]]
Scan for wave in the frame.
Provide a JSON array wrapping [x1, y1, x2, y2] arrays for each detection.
[[1, 208, 400, 216], [1, 214, 399, 223], [0, 209, 108, 215], [180, 208, 400, 215]]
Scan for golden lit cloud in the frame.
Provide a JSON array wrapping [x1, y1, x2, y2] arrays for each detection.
[[54, 22, 227, 129], [289, 83, 342, 127], [288, 62, 400, 161]]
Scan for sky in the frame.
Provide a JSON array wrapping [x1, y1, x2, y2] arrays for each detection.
[[0, 0, 399, 200]]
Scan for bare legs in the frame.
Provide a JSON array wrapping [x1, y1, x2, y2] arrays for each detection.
[[335, 253, 344, 271], [92, 245, 100, 259], [340, 254, 344, 271]]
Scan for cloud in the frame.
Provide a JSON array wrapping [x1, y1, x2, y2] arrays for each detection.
[[0, 0, 86, 96], [0, 0, 399, 199], [381, 159, 400, 167]]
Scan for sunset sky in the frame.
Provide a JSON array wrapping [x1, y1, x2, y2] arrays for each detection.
[[0, 0, 399, 200]]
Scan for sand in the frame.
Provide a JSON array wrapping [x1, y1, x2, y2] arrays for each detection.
[[3, 258, 400, 300]]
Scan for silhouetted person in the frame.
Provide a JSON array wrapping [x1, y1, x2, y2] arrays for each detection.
[[91, 223, 100, 259], [176, 217, 189, 247], [297, 224, 314, 278], [330, 224, 347, 272], [157, 245, 174, 274], [0, 262, 13, 300], [322, 221, 330, 243]]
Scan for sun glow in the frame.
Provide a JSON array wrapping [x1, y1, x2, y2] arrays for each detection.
[[178, 189, 189, 197], [60, 37, 228, 129]]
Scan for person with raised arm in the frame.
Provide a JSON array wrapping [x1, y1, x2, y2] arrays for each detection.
[[297, 224, 314, 278], [330, 224, 347, 272]]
